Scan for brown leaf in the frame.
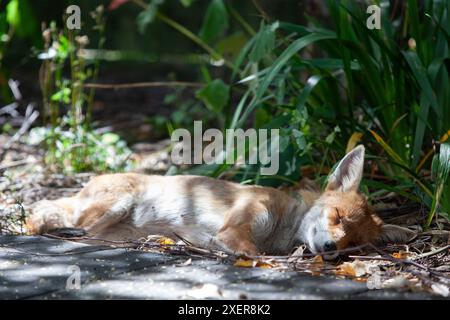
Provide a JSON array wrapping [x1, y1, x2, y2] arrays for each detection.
[[156, 237, 176, 245], [234, 258, 275, 269], [312, 255, 324, 265], [255, 260, 275, 269], [234, 258, 256, 268], [336, 260, 368, 277], [391, 250, 410, 259]]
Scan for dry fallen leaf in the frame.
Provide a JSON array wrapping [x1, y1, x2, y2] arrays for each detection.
[[156, 237, 176, 245], [336, 260, 368, 277], [234, 258, 257, 268], [255, 260, 276, 269], [234, 258, 275, 268], [392, 250, 410, 259], [312, 255, 324, 265]]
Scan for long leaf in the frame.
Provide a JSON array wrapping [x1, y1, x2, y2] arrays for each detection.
[[238, 32, 336, 127]]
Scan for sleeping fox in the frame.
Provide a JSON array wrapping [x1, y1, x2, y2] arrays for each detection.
[[26, 145, 413, 258]]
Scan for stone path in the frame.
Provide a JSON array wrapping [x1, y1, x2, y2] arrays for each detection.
[[0, 235, 439, 299]]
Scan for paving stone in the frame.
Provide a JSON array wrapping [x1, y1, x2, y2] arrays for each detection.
[[0, 236, 440, 300]]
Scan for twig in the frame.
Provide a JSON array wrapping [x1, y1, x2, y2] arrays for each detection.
[[0, 158, 37, 172], [367, 243, 450, 281], [84, 81, 204, 90], [0, 102, 20, 117], [252, 0, 271, 22], [413, 245, 449, 260]]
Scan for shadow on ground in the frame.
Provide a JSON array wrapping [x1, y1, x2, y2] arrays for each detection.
[[0, 235, 438, 300]]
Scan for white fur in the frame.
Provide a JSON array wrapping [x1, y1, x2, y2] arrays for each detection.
[[129, 177, 226, 246], [327, 145, 365, 192], [297, 205, 333, 254]]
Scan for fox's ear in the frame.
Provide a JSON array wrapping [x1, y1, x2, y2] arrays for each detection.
[[326, 145, 365, 192], [376, 224, 417, 244]]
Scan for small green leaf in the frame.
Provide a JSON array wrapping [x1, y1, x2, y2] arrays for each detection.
[[180, 0, 194, 7], [425, 143, 450, 229], [196, 79, 230, 113], [198, 0, 228, 44], [6, 0, 37, 38], [249, 22, 277, 62], [403, 51, 442, 119], [51, 88, 71, 104], [6, 0, 19, 27], [215, 31, 247, 58], [292, 129, 306, 150], [137, 0, 164, 34]]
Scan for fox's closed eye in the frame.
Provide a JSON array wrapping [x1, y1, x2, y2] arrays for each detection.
[[330, 208, 342, 225], [336, 208, 342, 219]]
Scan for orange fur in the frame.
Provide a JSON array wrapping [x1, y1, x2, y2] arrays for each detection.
[[27, 146, 408, 256]]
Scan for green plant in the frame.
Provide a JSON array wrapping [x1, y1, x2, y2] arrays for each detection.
[[111, 0, 253, 129], [226, 0, 449, 225], [148, 86, 217, 138], [28, 122, 133, 173], [0, 0, 39, 102], [114, 0, 449, 226], [37, 6, 131, 173]]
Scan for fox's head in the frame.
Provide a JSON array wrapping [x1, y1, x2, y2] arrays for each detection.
[[298, 145, 414, 258]]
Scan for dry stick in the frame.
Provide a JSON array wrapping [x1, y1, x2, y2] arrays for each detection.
[[44, 233, 230, 260], [414, 245, 449, 260], [367, 243, 450, 281], [0, 102, 19, 116], [252, 0, 271, 22], [0, 158, 37, 172], [172, 232, 230, 260], [259, 243, 370, 261], [0, 242, 128, 257], [84, 81, 204, 90]]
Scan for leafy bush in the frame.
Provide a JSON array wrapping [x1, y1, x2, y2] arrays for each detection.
[[28, 122, 132, 173], [228, 0, 450, 226], [35, 6, 132, 173], [130, 0, 450, 226]]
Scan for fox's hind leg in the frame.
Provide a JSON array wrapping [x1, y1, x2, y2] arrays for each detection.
[[28, 194, 135, 241], [74, 195, 135, 236], [26, 197, 76, 234]]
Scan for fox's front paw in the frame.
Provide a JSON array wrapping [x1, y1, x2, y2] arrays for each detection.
[[210, 237, 258, 256]]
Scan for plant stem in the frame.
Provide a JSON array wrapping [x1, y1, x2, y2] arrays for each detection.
[[227, 3, 256, 36], [131, 0, 236, 70]]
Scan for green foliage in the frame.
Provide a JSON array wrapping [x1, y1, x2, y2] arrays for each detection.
[[198, 0, 229, 44], [221, 0, 449, 222], [248, 22, 277, 63], [195, 79, 230, 113], [137, 0, 165, 34], [426, 143, 450, 227], [103, 0, 450, 224], [148, 87, 216, 137], [12, 0, 446, 226], [28, 122, 132, 173], [36, 6, 130, 174], [6, 0, 38, 38]]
